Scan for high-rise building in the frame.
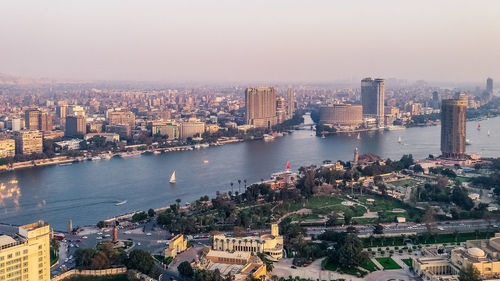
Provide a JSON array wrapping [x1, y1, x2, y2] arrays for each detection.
[[487, 77, 493, 93], [24, 109, 41, 131], [287, 89, 295, 120], [15, 130, 43, 155], [0, 221, 51, 281], [24, 110, 52, 131], [107, 110, 136, 128], [245, 87, 277, 129], [441, 99, 467, 159], [0, 138, 15, 158], [361, 78, 385, 127], [65, 115, 86, 137]]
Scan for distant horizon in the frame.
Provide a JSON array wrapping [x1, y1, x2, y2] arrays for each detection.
[[0, 71, 495, 90]]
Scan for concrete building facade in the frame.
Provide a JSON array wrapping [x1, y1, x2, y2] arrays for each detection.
[[319, 104, 363, 126], [361, 78, 385, 127], [441, 99, 467, 159], [245, 87, 277, 129], [14, 131, 43, 155], [0, 221, 51, 281]]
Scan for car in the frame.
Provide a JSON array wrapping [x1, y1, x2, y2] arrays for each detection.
[[69, 244, 74, 247], [104, 234, 111, 237], [97, 232, 103, 235], [82, 236, 88, 239], [291, 265, 297, 269], [65, 258, 69, 263], [137, 242, 141, 246], [124, 231, 131, 234], [96, 237, 102, 240], [69, 255, 73, 260], [76, 239, 81, 242], [76, 245, 80, 248], [146, 233, 152, 236]]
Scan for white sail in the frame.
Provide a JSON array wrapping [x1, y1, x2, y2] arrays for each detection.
[[398, 136, 402, 143], [170, 171, 176, 183], [488, 130, 491, 136]]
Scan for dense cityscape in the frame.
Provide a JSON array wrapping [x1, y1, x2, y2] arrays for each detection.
[[1, 2, 500, 281]]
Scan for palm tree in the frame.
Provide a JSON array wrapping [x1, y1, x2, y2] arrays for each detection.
[[244, 179, 247, 190], [238, 179, 242, 192], [175, 198, 181, 209], [230, 182, 234, 193]]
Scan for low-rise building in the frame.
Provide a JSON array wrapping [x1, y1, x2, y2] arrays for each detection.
[[212, 224, 283, 261], [164, 234, 187, 258], [0, 138, 15, 158], [84, 133, 120, 143]]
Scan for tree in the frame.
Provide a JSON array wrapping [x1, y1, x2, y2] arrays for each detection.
[[233, 226, 246, 237], [132, 212, 148, 222], [148, 208, 156, 217], [458, 264, 481, 281], [422, 206, 437, 234], [127, 249, 159, 278], [178, 261, 194, 277], [336, 233, 367, 269], [97, 221, 106, 229], [75, 248, 97, 269], [92, 251, 110, 269], [344, 210, 353, 225]]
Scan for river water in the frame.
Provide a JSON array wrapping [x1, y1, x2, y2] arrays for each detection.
[[1, 115, 499, 231]]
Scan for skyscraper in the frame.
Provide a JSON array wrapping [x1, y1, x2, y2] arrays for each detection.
[[287, 89, 295, 120], [65, 115, 86, 136], [24, 109, 41, 130], [361, 78, 385, 127], [24, 109, 52, 131], [441, 99, 467, 159], [487, 77, 493, 93], [245, 87, 277, 129]]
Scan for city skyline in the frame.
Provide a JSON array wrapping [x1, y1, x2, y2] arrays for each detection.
[[1, 0, 500, 83]]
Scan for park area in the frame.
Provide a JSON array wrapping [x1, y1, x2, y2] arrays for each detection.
[[375, 257, 402, 270]]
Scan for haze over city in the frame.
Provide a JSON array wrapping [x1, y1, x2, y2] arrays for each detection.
[[1, 0, 499, 82]]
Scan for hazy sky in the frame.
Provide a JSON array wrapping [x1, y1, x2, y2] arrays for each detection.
[[1, 0, 499, 82]]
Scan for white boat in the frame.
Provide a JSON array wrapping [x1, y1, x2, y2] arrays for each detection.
[[59, 163, 72, 166], [115, 200, 127, 206], [170, 171, 176, 184], [91, 156, 102, 161], [263, 134, 274, 141], [488, 130, 491, 136], [466, 139, 472, 145], [398, 136, 402, 143], [153, 150, 161, 155], [203, 160, 209, 164], [385, 126, 406, 131], [321, 134, 326, 139]]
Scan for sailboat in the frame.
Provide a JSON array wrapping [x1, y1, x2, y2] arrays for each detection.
[[286, 161, 290, 171], [169, 171, 176, 184], [488, 130, 491, 136], [398, 136, 402, 143], [477, 123, 481, 130]]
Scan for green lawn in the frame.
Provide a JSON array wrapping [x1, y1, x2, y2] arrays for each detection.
[[402, 258, 413, 268], [289, 196, 366, 217], [375, 257, 401, 270], [361, 259, 379, 272], [341, 267, 367, 277], [321, 258, 338, 271], [63, 275, 129, 281]]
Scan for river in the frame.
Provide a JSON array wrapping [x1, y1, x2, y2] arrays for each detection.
[[1, 115, 499, 231]]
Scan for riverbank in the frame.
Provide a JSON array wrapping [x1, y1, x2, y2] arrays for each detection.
[[0, 137, 244, 173]]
